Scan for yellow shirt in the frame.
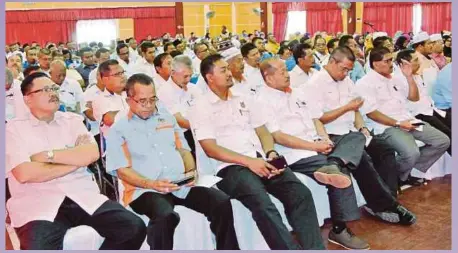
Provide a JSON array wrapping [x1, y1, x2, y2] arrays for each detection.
[[265, 42, 280, 55]]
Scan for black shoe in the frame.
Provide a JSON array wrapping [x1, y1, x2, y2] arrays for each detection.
[[363, 205, 416, 226], [400, 176, 425, 187]]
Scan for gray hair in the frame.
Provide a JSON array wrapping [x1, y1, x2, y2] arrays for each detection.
[[171, 55, 193, 72], [5, 69, 14, 86]]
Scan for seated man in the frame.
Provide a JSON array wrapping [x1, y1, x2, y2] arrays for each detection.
[[191, 54, 350, 250], [157, 55, 202, 155], [394, 50, 451, 155], [256, 58, 417, 249], [432, 63, 452, 131], [354, 47, 450, 185], [106, 74, 239, 250], [6, 72, 146, 250]]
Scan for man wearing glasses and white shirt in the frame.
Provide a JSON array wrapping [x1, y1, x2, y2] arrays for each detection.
[[354, 47, 450, 186], [6, 72, 146, 250], [92, 60, 129, 139]]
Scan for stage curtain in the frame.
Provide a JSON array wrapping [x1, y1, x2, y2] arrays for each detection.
[[362, 2, 414, 36], [6, 21, 76, 45], [421, 2, 451, 34]]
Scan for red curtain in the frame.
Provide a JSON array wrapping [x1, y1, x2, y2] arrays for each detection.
[[272, 3, 289, 41], [362, 2, 414, 36], [134, 17, 176, 41], [6, 21, 76, 46], [306, 3, 343, 35], [6, 6, 175, 45], [421, 2, 451, 34]]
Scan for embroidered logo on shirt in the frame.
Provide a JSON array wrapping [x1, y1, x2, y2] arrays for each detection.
[[240, 101, 246, 108]]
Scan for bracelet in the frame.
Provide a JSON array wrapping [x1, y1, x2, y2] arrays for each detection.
[[265, 150, 279, 158]]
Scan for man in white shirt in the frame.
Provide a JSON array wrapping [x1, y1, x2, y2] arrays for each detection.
[[222, 46, 255, 96], [38, 48, 52, 75], [412, 32, 440, 93], [241, 43, 265, 94], [313, 37, 329, 67], [116, 43, 133, 77], [256, 58, 417, 249], [92, 60, 129, 138], [192, 42, 210, 76], [157, 55, 202, 155], [354, 47, 449, 185], [153, 53, 173, 91], [290, 44, 317, 88], [5, 69, 29, 122], [191, 54, 326, 250], [49, 60, 85, 114], [130, 41, 157, 78], [394, 50, 451, 155], [128, 37, 140, 63], [88, 48, 111, 87], [6, 72, 146, 249]]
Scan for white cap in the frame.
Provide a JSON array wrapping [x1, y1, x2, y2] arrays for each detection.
[[412, 31, 430, 44], [220, 47, 241, 61], [430, 33, 442, 42], [373, 32, 388, 40]]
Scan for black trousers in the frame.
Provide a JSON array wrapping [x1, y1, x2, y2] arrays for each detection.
[[129, 187, 239, 250], [184, 130, 196, 160], [15, 197, 146, 250], [416, 111, 452, 155], [329, 132, 398, 212], [366, 135, 400, 198], [216, 166, 324, 250]]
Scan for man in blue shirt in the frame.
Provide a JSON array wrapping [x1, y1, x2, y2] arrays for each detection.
[[106, 74, 239, 250], [76, 47, 97, 88], [433, 62, 452, 128]]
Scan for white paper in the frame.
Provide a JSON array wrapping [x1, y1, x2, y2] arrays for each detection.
[[195, 175, 222, 188], [410, 119, 423, 124], [365, 136, 373, 147], [433, 108, 447, 118], [415, 125, 424, 132]]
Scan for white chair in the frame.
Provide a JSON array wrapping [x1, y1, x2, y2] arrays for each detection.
[[117, 179, 216, 250]]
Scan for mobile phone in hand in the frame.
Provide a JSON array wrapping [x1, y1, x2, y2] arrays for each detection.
[[412, 122, 425, 126], [171, 175, 195, 186], [267, 156, 288, 170]]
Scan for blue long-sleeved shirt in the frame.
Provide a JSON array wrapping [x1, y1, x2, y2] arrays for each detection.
[[432, 63, 452, 109]]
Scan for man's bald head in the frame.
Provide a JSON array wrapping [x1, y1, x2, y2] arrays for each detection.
[[49, 60, 67, 85], [260, 57, 290, 90]]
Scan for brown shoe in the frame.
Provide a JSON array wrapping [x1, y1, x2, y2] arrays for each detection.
[[313, 164, 352, 188]]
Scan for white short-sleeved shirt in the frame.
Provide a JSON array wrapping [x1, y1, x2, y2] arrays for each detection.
[[129, 57, 157, 78], [153, 74, 169, 92], [306, 69, 357, 135], [117, 57, 133, 77], [5, 112, 108, 228], [157, 78, 202, 123], [5, 86, 30, 122], [192, 57, 202, 76], [394, 68, 434, 117], [92, 89, 129, 137], [243, 63, 265, 94], [289, 65, 317, 89], [354, 70, 413, 135], [191, 90, 274, 172], [59, 77, 86, 114], [83, 84, 105, 136], [88, 68, 98, 87], [255, 86, 320, 165]]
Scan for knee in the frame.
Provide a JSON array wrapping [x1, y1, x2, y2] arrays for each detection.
[[151, 210, 180, 227], [435, 134, 451, 151], [128, 214, 147, 238], [402, 146, 421, 162]]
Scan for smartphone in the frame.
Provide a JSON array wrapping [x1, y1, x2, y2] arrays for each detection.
[[171, 175, 195, 186], [267, 156, 288, 170], [412, 122, 425, 126]]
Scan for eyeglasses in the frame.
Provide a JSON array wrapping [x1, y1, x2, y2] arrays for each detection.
[[119, 52, 129, 56], [26, 85, 60, 96], [130, 96, 159, 107], [107, 70, 126, 77]]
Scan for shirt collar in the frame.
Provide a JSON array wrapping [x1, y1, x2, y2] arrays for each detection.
[[260, 85, 291, 100], [30, 111, 62, 127], [168, 77, 188, 92], [206, 89, 235, 104], [367, 69, 393, 83], [127, 106, 160, 121]]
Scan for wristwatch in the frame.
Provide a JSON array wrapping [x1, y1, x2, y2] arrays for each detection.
[[395, 121, 401, 127], [47, 150, 55, 163]]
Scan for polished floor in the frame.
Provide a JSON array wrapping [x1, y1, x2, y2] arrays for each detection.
[[322, 175, 452, 250], [5, 175, 451, 250]]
